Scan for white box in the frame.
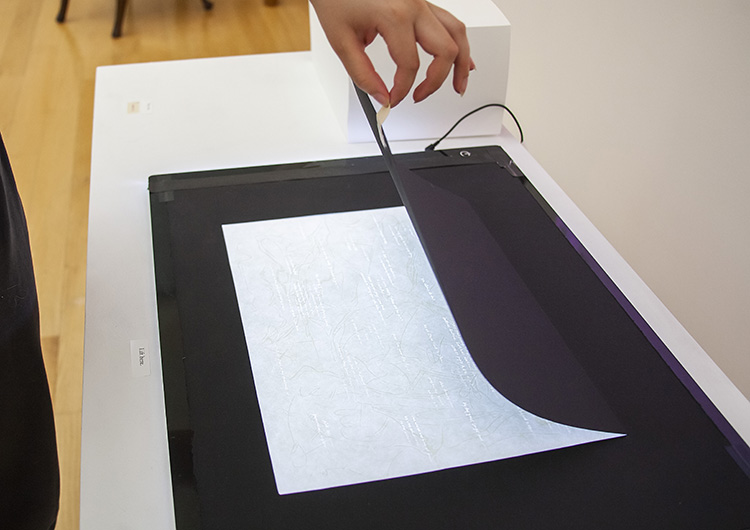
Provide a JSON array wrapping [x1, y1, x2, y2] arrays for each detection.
[[310, 0, 511, 143]]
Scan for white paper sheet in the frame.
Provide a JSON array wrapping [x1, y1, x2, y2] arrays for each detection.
[[223, 207, 621, 495]]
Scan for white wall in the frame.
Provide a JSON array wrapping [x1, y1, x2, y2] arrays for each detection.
[[492, 0, 750, 398]]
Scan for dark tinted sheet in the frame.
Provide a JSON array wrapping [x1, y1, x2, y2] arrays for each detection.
[[149, 146, 750, 530]]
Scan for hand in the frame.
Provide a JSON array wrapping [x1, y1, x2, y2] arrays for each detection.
[[310, 0, 472, 107]]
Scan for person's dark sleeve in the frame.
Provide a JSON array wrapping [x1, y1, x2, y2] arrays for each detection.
[[0, 132, 60, 530]]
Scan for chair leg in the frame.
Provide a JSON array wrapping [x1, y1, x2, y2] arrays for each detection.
[[56, 0, 70, 23], [112, 0, 127, 38]]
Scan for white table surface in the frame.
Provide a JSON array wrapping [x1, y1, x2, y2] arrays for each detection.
[[81, 50, 750, 529]]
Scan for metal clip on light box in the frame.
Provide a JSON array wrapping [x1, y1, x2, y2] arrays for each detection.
[[309, 0, 512, 143]]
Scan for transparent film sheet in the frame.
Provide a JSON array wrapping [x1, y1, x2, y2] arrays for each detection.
[[223, 207, 622, 495]]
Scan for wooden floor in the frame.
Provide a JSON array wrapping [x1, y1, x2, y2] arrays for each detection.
[[0, 0, 309, 527]]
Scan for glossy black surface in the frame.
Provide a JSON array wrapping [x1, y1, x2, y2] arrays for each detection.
[[149, 146, 750, 530]]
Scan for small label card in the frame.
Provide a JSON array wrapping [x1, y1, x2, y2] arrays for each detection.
[[130, 339, 151, 378]]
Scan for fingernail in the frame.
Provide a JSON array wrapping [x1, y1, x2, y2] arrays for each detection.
[[470, 58, 477, 71], [373, 92, 389, 107], [459, 77, 468, 97]]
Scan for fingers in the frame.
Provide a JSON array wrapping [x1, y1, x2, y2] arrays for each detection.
[[410, 10, 458, 103], [335, 30, 391, 106], [384, 1, 471, 104], [426, 3, 471, 97], [379, 21, 420, 107]]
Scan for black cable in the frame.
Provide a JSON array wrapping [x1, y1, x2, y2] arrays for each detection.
[[425, 103, 524, 151]]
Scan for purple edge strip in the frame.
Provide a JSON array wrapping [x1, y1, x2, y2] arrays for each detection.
[[551, 216, 750, 477]]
